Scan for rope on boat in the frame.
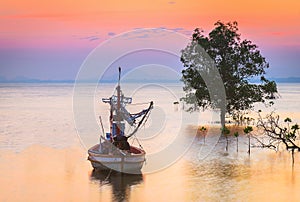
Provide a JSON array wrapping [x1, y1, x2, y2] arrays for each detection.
[[141, 108, 151, 128], [130, 102, 152, 106], [131, 134, 144, 150], [128, 102, 152, 150], [130, 137, 137, 147], [104, 169, 112, 181], [127, 101, 153, 138]]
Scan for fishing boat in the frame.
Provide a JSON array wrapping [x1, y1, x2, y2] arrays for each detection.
[[88, 67, 153, 173]]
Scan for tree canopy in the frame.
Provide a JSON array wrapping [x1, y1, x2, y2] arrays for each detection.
[[181, 21, 277, 125]]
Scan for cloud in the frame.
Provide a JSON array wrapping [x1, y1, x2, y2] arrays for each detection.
[[119, 27, 193, 41], [136, 34, 149, 38], [120, 29, 153, 40], [79, 35, 100, 42], [169, 27, 184, 32], [122, 33, 150, 40], [108, 32, 116, 36], [168, 1, 176, 4], [161, 27, 193, 36], [89, 37, 100, 41]]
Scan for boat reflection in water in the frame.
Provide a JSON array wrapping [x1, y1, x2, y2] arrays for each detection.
[[90, 169, 143, 201]]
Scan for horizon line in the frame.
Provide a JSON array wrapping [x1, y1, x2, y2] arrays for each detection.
[[1, 77, 300, 83]]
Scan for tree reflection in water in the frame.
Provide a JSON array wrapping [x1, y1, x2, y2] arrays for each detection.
[[90, 169, 143, 202]]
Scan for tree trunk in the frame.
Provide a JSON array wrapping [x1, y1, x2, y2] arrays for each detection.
[[225, 136, 228, 152], [247, 135, 251, 155], [236, 137, 239, 152], [220, 108, 226, 128], [220, 108, 227, 151], [292, 149, 295, 167]]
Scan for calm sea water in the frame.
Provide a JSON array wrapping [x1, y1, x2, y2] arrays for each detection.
[[0, 83, 300, 201]]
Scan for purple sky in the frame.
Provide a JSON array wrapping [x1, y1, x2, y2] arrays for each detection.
[[1, 38, 299, 81]]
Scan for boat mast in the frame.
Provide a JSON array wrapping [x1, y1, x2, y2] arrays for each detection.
[[101, 67, 153, 141], [116, 67, 121, 136]]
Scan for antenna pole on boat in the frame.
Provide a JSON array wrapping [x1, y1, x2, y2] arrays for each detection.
[[118, 66, 121, 86]]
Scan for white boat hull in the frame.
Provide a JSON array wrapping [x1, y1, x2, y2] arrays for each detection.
[[88, 144, 145, 173]]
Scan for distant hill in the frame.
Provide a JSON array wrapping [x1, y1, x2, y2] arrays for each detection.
[[271, 77, 300, 83], [0, 76, 74, 83], [250, 77, 300, 83]]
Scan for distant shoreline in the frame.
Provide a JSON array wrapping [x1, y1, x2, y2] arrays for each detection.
[[1, 77, 300, 84]]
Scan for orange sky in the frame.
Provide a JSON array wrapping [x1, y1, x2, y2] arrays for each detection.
[[1, 0, 299, 48]]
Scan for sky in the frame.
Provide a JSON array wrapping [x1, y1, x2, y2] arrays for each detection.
[[0, 0, 300, 80]]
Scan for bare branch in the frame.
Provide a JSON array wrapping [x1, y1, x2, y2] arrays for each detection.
[[255, 112, 300, 152]]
